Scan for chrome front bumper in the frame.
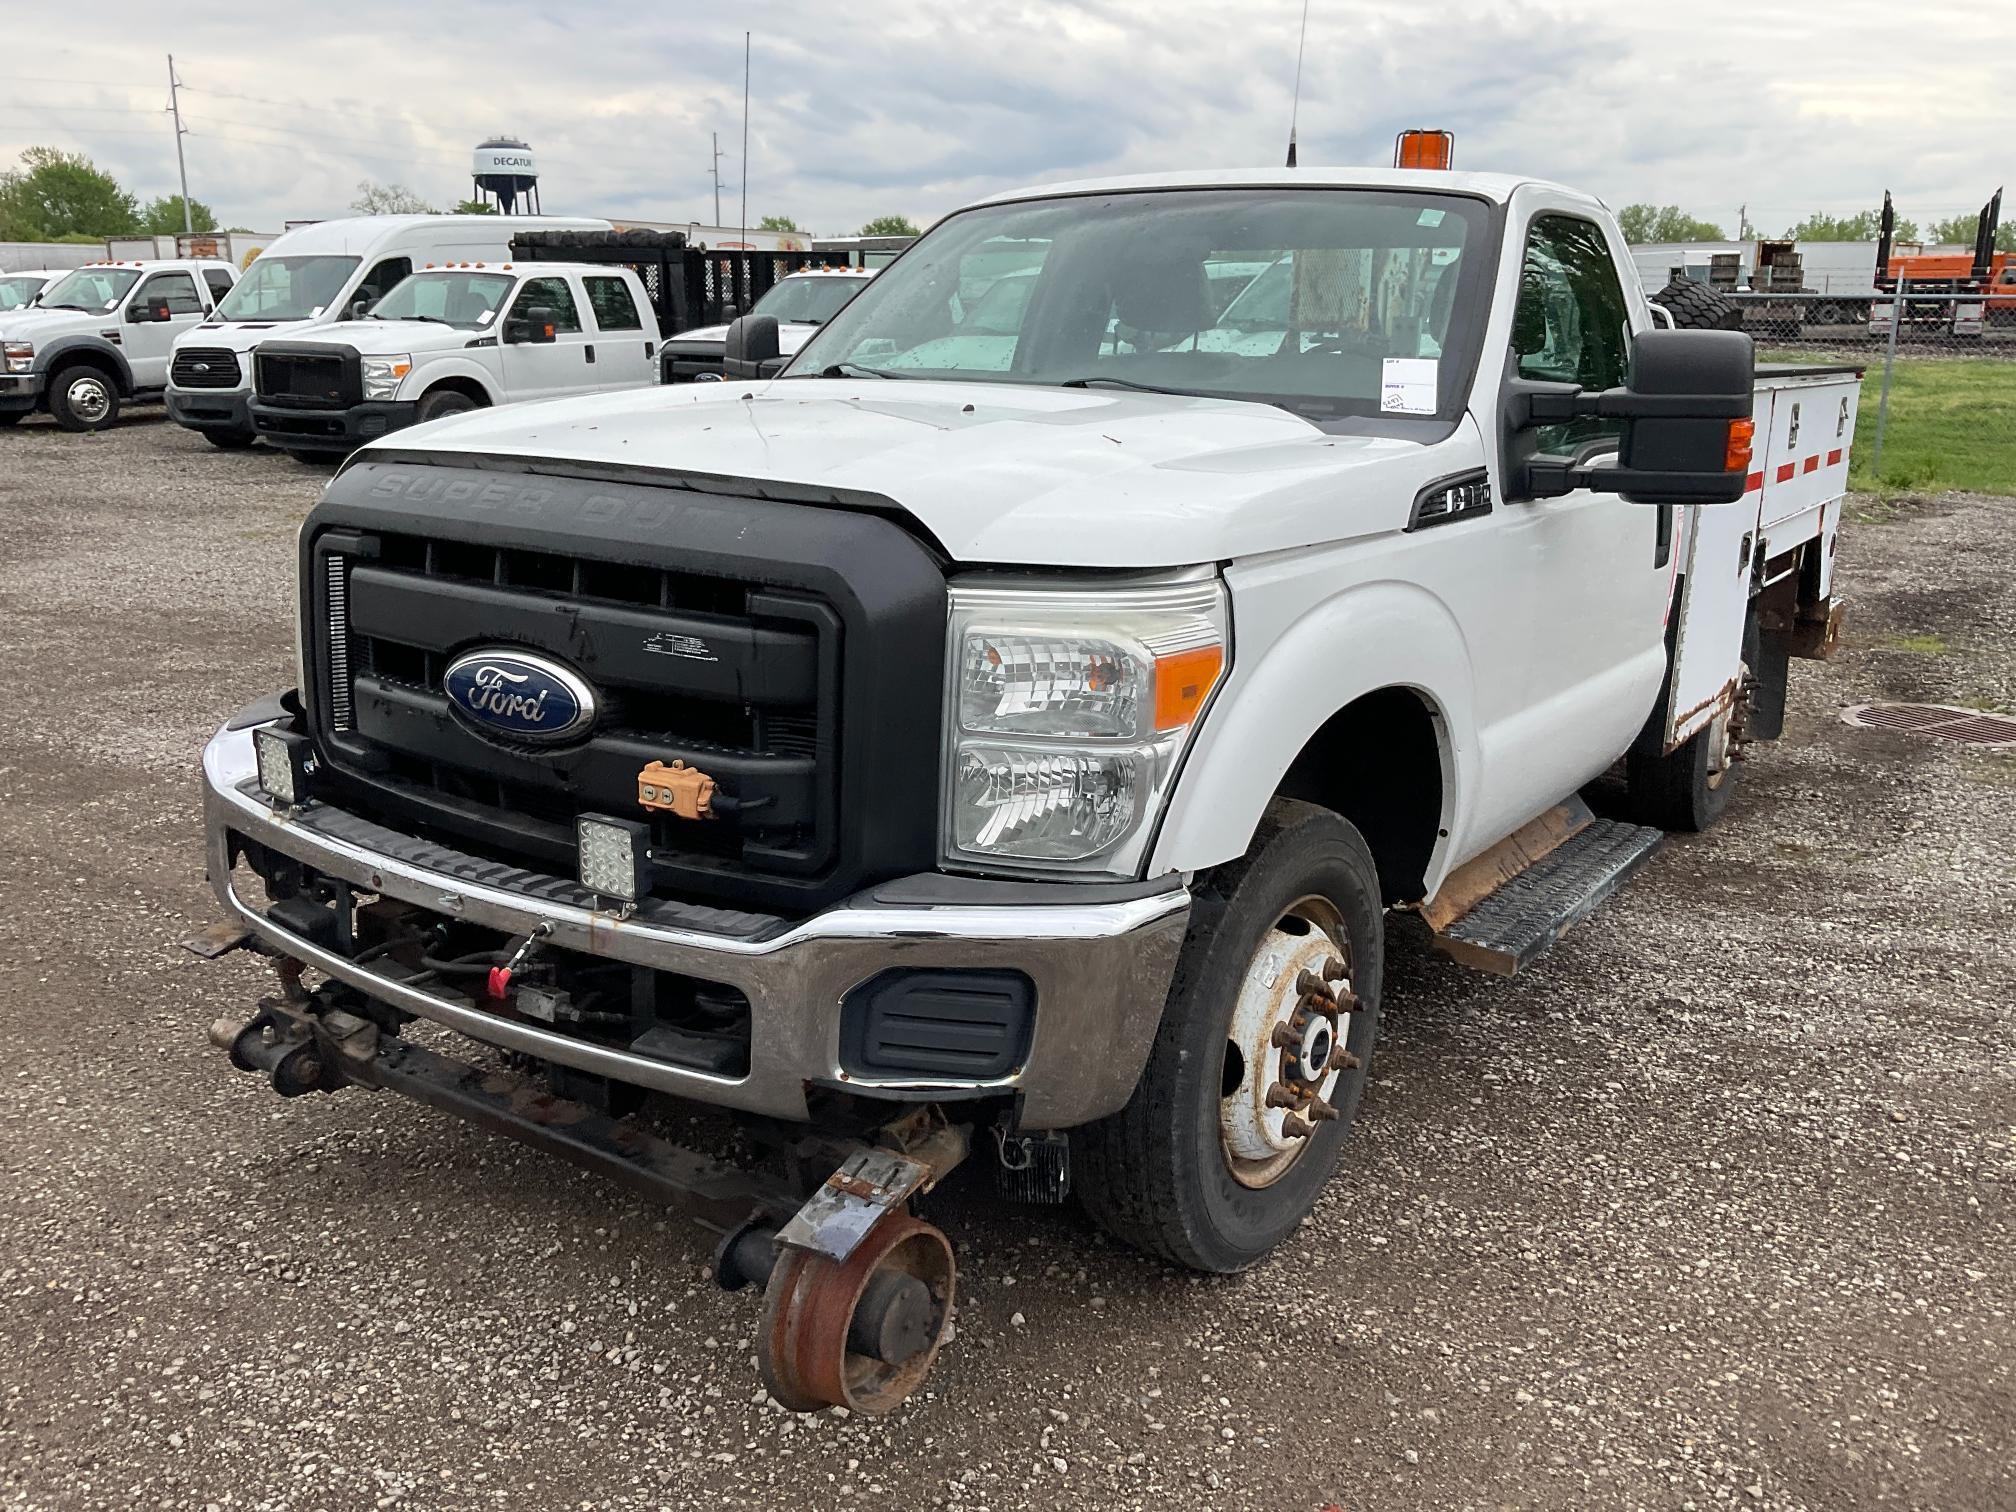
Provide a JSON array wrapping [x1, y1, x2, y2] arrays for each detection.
[[201, 716, 1189, 1127]]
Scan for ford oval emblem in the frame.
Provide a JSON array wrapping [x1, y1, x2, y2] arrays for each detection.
[[443, 649, 597, 744]]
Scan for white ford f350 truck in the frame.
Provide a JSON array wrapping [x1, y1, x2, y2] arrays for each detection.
[[191, 162, 1860, 1414], [244, 262, 662, 459], [0, 259, 238, 430]]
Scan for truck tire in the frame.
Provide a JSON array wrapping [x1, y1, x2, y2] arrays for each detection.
[[203, 428, 258, 450], [416, 388, 480, 424], [1072, 798, 1384, 1273], [1651, 279, 1742, 333], [1625, 611, 1759, 832], [47, 364, 121, 432]]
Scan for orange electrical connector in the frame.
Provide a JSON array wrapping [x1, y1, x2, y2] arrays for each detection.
[[637, 760, 717, 820]]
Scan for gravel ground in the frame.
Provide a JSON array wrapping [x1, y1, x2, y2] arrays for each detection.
[[1, 413, 2011, 1512]]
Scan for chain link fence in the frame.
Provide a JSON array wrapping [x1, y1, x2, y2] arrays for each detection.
[[1654, 283, 2015, 487]]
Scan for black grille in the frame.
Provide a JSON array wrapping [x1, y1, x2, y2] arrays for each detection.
[[256, 347, 356, 407], [661, 340, 725, 384], [171, 346, 241, 389], [302, 461, 947, 914]]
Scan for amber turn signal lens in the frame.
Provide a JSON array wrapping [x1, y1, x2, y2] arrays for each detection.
[[1724, 417, 1755, 472], [1154, 645, 1225, 731]]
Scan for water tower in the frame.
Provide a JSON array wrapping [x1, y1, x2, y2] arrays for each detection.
[[471, 137, 540, 214]]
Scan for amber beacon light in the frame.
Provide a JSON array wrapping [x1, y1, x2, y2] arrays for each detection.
[[1394, 129, 1455, 170]]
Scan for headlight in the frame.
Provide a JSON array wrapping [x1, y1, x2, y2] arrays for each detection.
[[3, 341, 31, 374], [943, 577, 1227, 876], [361, 354, 412, 400]]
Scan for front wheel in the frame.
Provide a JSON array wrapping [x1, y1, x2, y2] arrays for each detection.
[[47, 366, 120, 432], [1073, 798, 1384, 1273], [415, 387, 480, 424]]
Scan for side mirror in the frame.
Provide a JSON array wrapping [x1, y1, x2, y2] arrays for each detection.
[[722, 314, 781, 379], [348, 295, 375, 320], [128, 302, 172, 324], [508, 305, 558, 344], [1509, 329, 1756, 505]]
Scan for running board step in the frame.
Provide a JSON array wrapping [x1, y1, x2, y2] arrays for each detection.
[[1426, 808, 1664, 976]]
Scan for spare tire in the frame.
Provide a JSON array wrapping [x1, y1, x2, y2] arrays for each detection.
[[1652, 278, 1743, 331]]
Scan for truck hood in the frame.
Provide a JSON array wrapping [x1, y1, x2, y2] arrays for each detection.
[[270, 319, 483, 356], [0, 307, 119, 344], [179, 315, 323, 353], [367, 378, 1447, 568], [668, 320, 820, 355]]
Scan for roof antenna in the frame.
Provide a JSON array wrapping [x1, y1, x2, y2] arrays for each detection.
[[1286, 0, 1311, 167]]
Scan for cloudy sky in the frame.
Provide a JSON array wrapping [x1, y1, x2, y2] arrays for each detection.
[[4, 1, 2007, 238]]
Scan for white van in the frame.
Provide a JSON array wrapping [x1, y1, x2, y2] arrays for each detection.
[[165, 214, 609, 448]]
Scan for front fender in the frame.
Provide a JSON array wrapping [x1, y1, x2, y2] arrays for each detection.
[[406, 357, 499, 406], [1149, 576, 1475, 890], [33, 334, 134, 393]]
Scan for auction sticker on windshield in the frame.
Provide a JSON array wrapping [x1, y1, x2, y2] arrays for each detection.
[[1380, 357, 1438, 415]]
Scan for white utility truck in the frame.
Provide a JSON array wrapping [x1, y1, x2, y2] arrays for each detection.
[[243, 261, 661, 459], [166, 214, 610, 449], [190, 157, 1860, 1414], [658, 265, 875, 382], [0, 259, 238, 430]]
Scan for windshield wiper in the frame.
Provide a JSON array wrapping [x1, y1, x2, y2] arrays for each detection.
[[817, 362, 905, 380], [46, 302, 92, 312], [1058, 375, 1191, 396], [395, 314, 449, 324]]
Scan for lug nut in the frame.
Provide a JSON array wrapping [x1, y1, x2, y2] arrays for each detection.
[[1264, 1082, 1302, 1110], [1281, 1112, 1316, 1140], [1323, 956, 1348, 982], [1269, 1022, 1298, 1050], [1307, 1096, 1341, 1122]]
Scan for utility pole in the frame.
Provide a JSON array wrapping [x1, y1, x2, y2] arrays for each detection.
[[739, 32, 750, 244], [1737, 202, 1749, 241], [166, 54, 192, 235], [710, 131, 724, 227]]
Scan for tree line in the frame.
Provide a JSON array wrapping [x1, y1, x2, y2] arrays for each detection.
[[0, 147, 236, 241], [1619, 200, 2012, 249]]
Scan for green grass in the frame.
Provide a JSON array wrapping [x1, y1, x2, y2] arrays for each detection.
[[1848, 359, 2016, 497], [1875, 632, 1949, 655]]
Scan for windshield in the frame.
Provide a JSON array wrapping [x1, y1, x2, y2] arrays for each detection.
[[37, 266, 141, 311], [753, 275, 870, 325], [789, 188, 1493, 421], [215, 255, 359, 321], [368, 271, 515, 329], [0, 275, 49, 310]]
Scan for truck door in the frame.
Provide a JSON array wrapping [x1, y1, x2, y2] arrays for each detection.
[[125, 270, 209, 388], [1498, 213, 1672, 790], [581, 273, 656, 389], [500, 274, 591, 401]]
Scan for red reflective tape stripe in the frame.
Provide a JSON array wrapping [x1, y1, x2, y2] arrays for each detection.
[[1803, 455, 1820, 474], [1745, 471, 1764, 493], [1827, 448, 1843, 465], [1776, 463, 1796, 483]]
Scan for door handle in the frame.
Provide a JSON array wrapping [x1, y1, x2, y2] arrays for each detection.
[[585, 344, 596, 364]]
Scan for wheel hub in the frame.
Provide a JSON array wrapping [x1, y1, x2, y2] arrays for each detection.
[[67, 376, 111, 423], [1221, 910, 1358, 1186]]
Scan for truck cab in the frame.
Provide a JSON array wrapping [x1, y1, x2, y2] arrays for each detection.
[[660, 266, 875, 382], [0, 269, 65, 312], [195, 165, 1855, 1410], [245, 262, 661, 457], [165, 214, 612, 449], [0, 259, 236, 431]]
